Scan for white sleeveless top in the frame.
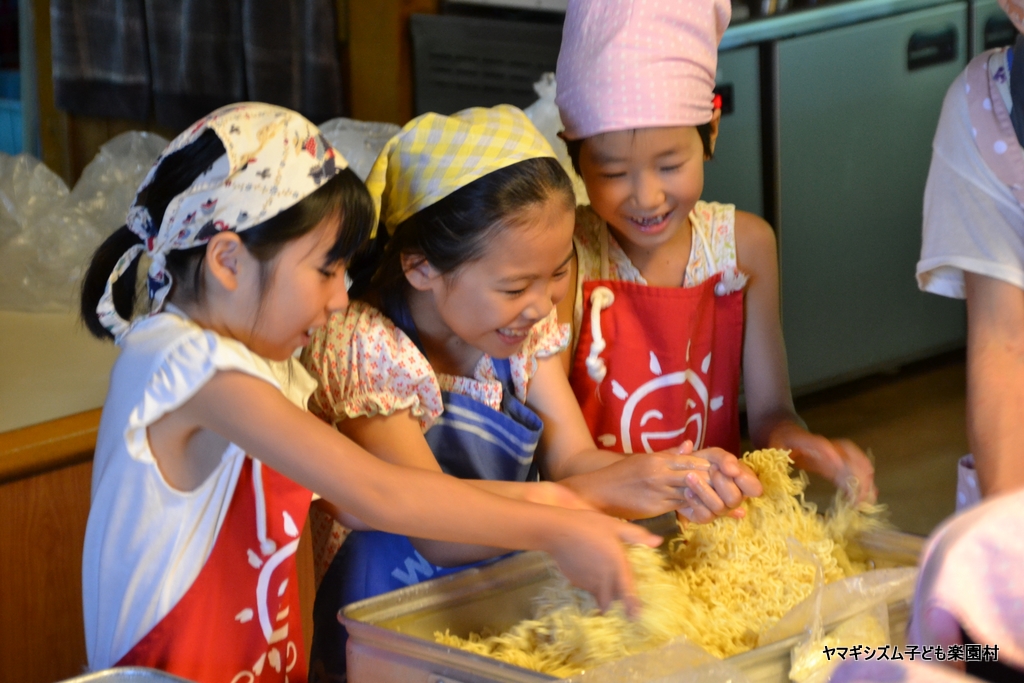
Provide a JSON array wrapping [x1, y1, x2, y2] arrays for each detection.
[[82, 309, 316, 668]]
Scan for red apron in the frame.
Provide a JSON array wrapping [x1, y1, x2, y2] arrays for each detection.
[[570, 273, 744, 456], [118, 458, 312, 683]]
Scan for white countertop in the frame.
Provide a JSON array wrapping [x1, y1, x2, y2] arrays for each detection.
[[0, 309, 119, 433]]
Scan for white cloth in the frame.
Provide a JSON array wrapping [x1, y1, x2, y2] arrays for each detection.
[[917, 57, 1024, 299], [82, 308, 316, 668], [956, 454, 981, 511]]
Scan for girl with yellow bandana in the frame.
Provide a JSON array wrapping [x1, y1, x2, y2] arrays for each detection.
[[301, 105, 763, 680], [78, 103, 660, 682]]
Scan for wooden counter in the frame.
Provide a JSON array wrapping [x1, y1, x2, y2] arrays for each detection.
[[0, 410, 99, 682]]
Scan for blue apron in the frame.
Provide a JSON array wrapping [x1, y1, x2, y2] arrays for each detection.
[[309, 303, 544, 682]]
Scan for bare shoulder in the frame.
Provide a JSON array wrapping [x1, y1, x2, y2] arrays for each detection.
[[554, 244, 579, 376], [734, 210, 777, 275], [556, 250, 578, 326]]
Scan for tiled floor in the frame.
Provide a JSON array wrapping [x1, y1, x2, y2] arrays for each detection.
[[749, 350, 969, 537]]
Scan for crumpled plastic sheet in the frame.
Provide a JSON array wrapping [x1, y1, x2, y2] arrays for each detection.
[[790, 600, 891, 683], [756, 538, 917, 683], [0, 117, 407, 314], [565, 636, 752, 683], [830, 658, 981, 682], [317, 117, 401, 181], [0, 131, 168, 312], [523, 72, 590, 206], [1, 102, 571, 313], [757, 566, 918, 648]]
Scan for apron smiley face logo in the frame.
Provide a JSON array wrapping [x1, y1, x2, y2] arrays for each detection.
[[597, 346, 725, 453]]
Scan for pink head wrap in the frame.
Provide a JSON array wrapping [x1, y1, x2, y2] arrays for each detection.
[[555, 0, 731, 140]]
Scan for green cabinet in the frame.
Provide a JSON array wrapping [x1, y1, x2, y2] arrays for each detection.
[[776, 3, 968, 391], [972, 0, 1016, 55], [704, 46, 765, 218]]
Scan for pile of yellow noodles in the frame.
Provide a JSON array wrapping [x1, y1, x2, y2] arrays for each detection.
[[435, 449, 886, 677]]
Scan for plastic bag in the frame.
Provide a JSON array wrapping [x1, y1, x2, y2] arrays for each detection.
[[523, 73, 590, 206], [757, 567, 918, 648], [789, 601, 891, 683], [565, 636, 752, 683], [317, 117, 401, 181], [757, 542, 916, 683], [70, 131, 169, 233], [0, 131, 168, 313]]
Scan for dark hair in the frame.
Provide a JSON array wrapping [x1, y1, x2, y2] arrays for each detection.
[[347, 156, 574, 313], [564, 122, 714, 177], [81, 130, 375, 340]]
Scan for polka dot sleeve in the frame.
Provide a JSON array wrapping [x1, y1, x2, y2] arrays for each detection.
[[301, 301, 443, 432]]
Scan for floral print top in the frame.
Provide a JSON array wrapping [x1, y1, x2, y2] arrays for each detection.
[[301, 300, 570, 433]]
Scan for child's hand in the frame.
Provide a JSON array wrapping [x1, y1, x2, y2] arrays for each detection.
[[596, 450, 719, 518], [543, 511, 660, 618], [769, 424, 877, 504], [674, 441, 763, 523]]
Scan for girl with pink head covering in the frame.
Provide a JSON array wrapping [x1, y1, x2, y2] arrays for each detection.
[[553, 0, 877, 505]]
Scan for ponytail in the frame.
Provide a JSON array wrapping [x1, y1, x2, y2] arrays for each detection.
[[80, 227, 144, 339], [79, 129, 226, 340]]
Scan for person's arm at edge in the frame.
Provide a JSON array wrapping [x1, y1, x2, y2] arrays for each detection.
[[965, 270, 1024, 497]]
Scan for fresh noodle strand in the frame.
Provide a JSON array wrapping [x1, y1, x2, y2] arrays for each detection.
[[434, 449, 888, 677]]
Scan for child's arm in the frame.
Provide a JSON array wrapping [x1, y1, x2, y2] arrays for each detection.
[[171, 369, 658, 613], [736, 210, 877, 503], [336, 409, 596, 566], [963, 271, 1024, 497], [526, 354, 762, 522]]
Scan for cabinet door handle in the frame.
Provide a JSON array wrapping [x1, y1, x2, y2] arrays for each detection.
[[907, 26, 958, 71]]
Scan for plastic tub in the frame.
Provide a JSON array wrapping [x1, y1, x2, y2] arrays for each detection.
[[342, 529, 925, 683], [58, 668, 195, 683]]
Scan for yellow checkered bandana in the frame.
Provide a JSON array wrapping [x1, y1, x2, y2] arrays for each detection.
[[365, 105, 557, 237]]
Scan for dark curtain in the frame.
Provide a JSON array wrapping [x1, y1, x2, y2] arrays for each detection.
[[51, 0, 345, 130], [51, 0, 151, 121]]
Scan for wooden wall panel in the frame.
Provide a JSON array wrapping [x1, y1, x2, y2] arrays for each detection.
[[298, 520, 316, 662], [66, 116, 178, 185], [0, 461, 92, 683], [348, 0, 440, 124], [32, 0, 71, 183]]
